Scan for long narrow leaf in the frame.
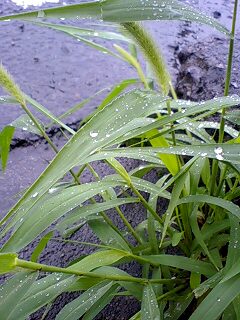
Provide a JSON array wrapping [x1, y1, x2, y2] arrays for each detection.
[[0, 0, 229, 36], [190, 275, 240, 320]]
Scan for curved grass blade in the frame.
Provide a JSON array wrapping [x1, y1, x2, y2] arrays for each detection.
[[25, 94, 75, 135], [0, 271, 38, 320], [0, 125, 15, 171], [190, 206, 218, 269], [82, 283, 119, 320], [31, 21, 132, 43], [142, 254, 216, 277], [225, 216, 240, 271], [178, 195, 240, 220], [9, 275, 76, 320], [95, 143, 240, 166], [191, 219, 230, 251], [141, 284, 160, 320], [160, 171, 187, 246], [106, 95, 240, 146], [189, 275, 240, 320], [0, 0, 230, 36], [0, 181, 137, 252], [94, 266, 143, 300], [56, 281, 117, 320], [56, 198, 139, 236], [30, 231, 54, 263], [88, 218, 132, 251], [11, 114, 43, 135], [0, 90, 168, 227]]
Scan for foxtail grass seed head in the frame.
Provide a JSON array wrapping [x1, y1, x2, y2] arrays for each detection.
[[0, 64, 26, 106]]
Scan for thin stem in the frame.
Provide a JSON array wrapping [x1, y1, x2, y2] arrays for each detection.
[[219, 0, 238, 143], [211, 0, 238, 198], [16, 258, 184, 285]]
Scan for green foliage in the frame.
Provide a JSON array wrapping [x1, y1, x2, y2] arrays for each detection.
[[0, 0, 239, 319], [0, 126, 15, 171]]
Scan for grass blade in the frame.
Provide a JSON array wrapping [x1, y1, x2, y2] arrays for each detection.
[[0, 272, 38, 319], [141, 284, 160, 320], [0, 126, 15, 171], [0, 1, 229, 36], [55, 281, 117, 320], [190, 275, 240, 320]]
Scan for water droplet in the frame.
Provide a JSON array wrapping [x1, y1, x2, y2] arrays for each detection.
[[90, 131, 99, 138], [37, 10, 45, 18], [214, 147, 223, 154], [216, 154, 224, 161], [48, 187, 57, 194], [32, 192, 38, 198]]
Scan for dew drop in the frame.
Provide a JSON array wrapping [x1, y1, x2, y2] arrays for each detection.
[[90, 131, 99, 138], [214, 147, 223, 154], [216, 154, 224, 161], [37, 10, 45, 18], [32, 192, 38, 198]]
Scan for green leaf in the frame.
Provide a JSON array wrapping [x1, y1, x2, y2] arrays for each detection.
[[191, 219, 230, 251], [32, 21, 132, 43], [0, 126, 15, 171], [0, 90, 168, 230], [110, 95, 240, 146], [160, 171, 187, 246], [25, 94, 75, 135], [0, 95, 17, 104], [142, 254, 216, 276], [107, 157, 132, 185], [0, 0, 230, 36], [189, 275, 240, 320], [11, 114, 43, 135], [88, 218, 131, 251], [0, 181, 136, 252], [9, 275, 76, 319], [0, 272, 38, 320], [94, 143, 240, 167], [56, 198, 139, 236], [190, 206, 218, 269], [83, 283, 119, 320], [225, 216, 240, 271], [141, 284, 160, 320], [94, 266, 143, 300], [30, 231, 54, 263], [0, 253, 17, 274], [178, 195, 240, 220], [193, 269, 225, 298], [165, 293, 194, 320], [56, 281, 117, 320], [68, 249, 129, 272], [146, 128, 179, 175], [225, 110, 240, 126], [172, 231, 184, 247]]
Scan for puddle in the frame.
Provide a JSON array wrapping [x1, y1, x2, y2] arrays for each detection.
[[11, 0, 60, 9]]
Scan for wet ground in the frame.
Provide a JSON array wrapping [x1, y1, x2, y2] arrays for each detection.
[[0, 0, 239, 319]]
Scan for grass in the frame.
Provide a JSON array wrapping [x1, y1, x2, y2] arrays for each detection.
[[0, 0, 239, 319]]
